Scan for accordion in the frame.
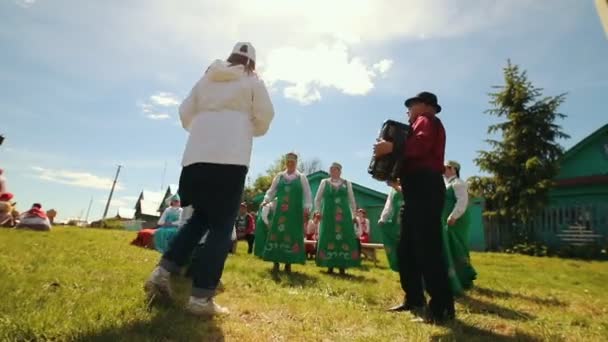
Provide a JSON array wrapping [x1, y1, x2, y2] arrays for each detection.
[[368, 119, 411, 182]]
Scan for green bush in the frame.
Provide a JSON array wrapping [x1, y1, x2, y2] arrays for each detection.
[[506, 242, 549, 257], [506, 241, 608, 260]]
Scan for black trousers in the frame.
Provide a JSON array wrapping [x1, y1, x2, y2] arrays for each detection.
[[245, 234, 255, 254], [160, 162, 247, 298], [398, 170, 454, 317]]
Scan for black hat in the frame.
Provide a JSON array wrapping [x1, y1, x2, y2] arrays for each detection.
[[404, 91, 442, 113]]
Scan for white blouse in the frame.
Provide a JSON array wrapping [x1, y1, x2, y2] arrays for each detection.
[[264, 170, 312, 210], [445, 176, 469, 221], [379, 188, 398, 223]]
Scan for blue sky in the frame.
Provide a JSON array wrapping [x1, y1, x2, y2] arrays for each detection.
[[1, 0, 607, 222]]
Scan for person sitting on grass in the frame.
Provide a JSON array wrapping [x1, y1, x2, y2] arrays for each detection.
[[16, 203, 52, 231], [153, 195, 184, 254]]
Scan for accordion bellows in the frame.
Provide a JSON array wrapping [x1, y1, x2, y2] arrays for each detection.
[[368, 120, 411, 182]]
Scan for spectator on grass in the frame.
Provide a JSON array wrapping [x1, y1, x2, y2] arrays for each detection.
[[17, 203, 52, 231]]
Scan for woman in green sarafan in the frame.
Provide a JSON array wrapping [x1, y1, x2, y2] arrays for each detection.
[[378, 180, 404, 272], [261, 152, 312, 273], [314, 162, 361, 275], [442, 160, 477, 296], [253, 200, 274, 258]]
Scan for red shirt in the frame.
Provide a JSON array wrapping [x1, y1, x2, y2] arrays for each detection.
[[402, 114, 446, 174]]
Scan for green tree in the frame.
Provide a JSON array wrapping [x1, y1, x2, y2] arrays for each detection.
[[469, 61, 569, 232]]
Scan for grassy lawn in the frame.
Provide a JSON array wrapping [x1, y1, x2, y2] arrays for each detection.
[[0, 227, 607, 341]]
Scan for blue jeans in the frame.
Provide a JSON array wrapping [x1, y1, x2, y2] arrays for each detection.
[[159, 163, 247, 298]]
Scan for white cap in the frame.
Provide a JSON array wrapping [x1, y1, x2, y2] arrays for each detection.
[[231, 42, 256, 63]]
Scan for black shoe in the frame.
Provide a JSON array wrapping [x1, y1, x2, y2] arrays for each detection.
[[426, 308, 455, 325], [284, 264, 292, 273], [387, 303, 425, 313]]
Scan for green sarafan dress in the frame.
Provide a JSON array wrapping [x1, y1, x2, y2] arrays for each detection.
[[442, 177, 477, 296], [262, 175, 306, 264], [254, 203, 273, 258], [379, 188, 404, 272], [316, 179, 361, 269]]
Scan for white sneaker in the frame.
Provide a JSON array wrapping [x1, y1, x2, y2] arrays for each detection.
[[186, 297, 229, 316], [144, 266, 173, 301]]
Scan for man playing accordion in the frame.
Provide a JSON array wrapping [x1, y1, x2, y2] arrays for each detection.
[[374, 91, 455, 324]]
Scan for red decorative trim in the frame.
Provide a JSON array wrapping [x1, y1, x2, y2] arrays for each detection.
[[555, 175, 608, 187]]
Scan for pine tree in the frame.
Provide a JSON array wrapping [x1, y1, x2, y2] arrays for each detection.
[[469, 61, 569, 233]]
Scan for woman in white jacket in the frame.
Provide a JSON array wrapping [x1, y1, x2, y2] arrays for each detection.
[[145, 42, 275, 316]]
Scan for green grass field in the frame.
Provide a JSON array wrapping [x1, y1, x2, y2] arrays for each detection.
[[1, 227, 607, 341]]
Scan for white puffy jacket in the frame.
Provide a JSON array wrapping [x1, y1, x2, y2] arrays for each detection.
[[179, 60, 275, 167]]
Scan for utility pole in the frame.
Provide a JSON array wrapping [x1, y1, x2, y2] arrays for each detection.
[[101, 165, 122, 227], [84, 196, 93, 224]]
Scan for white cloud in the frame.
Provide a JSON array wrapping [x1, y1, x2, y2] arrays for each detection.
[[138, 103, 155, 114], [15, 0, 36, 8], [264, 43, 392, 104], [149, 92, 180, 107], [31, 166, 125, 191], [373, 59, 394, 75], [146, 113, 171, 120], [9, 0, 549, 105], [139, 92, 180, 120], [143, 0, 534, 104]]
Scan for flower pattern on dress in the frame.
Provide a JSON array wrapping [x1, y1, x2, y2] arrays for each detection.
[[335, 233, 342, 241], [351, 251, 360, 259], [319, 250, 326, 259], [284, 235, 291, 243], [278, 224, 285, 232], [281, 204, 289, 212], [342, 243, 350, 251], [328, 243, 335, 250], [292, 243, 300, 253], [335, 213, 343, 222], [335, 225, 342, 233], [278, 216, 287, 224], [270, 234, 277, 241]]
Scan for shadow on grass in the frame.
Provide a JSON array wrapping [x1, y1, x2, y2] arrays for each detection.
[[266, 269, 320, 287], [431, 319, 542, 342], [72, 306, 225, 342], [320, 270, 379, 284], [458, 295, 535, 321], [473, 286, 568, 307], [358, 264, 389, 271]]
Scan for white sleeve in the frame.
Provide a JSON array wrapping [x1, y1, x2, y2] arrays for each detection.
[[379, 191, 394, 223], [180, 206, 193, 228], [157, 208, 170, 225], [314, 180, 326, 212], [347, 181, 357, 219], [301, 174, 312, 210], [264, 174, 281, 203], [449, 180, 469, 220], [261, 205, 270, 225], [305, 220, 314, 235], [251, 78, 275, 137], [179, 79, 202, 131]]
